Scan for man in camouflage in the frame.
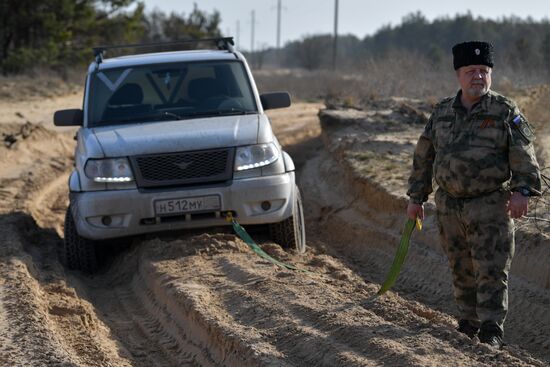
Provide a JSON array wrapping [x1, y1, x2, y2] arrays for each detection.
[[406, 41, 541, 348]]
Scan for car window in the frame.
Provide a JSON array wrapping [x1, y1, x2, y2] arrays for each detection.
[[89, 60, 257, 126]]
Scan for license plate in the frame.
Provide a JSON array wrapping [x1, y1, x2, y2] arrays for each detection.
[[154, 195, 221, 216]]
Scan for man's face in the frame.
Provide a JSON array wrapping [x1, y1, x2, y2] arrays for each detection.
[[456, 65, 492, 99]]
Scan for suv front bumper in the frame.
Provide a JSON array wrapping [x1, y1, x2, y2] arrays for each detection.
[[70, 172, 295, 240]]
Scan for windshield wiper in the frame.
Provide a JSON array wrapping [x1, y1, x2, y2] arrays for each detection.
[[100, 111, 183, 125], [159, 111, 182, 120], [180, 109, 256, 119]]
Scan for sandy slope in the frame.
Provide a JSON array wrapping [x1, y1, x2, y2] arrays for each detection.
[[0, 88, 548, 366], [316, 101, 550, 361]]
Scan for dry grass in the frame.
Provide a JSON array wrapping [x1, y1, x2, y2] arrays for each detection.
[[254, 51, 550, 104], [0, 68, 83, 101], [346, 150, 410, 179]]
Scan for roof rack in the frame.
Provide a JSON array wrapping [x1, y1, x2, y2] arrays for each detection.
[[92, 37, 235, 64]]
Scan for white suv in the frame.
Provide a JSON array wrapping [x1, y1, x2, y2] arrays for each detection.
[[54, 38, 305, 272]]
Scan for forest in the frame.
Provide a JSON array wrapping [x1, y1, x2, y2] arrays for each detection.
[[278, 12, 550, 73], [0, 0, 221, 73], [2, 2, 550, 79]]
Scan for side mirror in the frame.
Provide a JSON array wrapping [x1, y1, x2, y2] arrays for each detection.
[[260, 92, 291, 110], [54, 109, 83, 126]]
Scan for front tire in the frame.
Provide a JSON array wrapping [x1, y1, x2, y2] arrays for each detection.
[[269, 186, 306, 253], [63, 206, 98, 273]]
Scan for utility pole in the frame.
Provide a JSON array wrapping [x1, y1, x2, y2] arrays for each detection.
[[276, 0, 282, 66], [276, 0, 281, 50], [250, 10, 255, 54], [272, 0, 287, 66], [236, 20, 240, 49], [332, 0, 339, 70]]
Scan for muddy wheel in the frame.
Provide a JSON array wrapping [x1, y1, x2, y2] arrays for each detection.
[[64, 206, 98, 273], [269, 186, 306, 253]]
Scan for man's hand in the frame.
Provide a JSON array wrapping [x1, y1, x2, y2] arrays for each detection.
[[506, 191, 529, 219], [407, 202, 424, 220]]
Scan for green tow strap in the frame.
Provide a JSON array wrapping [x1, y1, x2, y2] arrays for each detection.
[[229, 217, 311, 273], [377, 218, 419, 296]]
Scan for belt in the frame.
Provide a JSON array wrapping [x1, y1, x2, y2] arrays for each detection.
[[437, 186, 506, 200]]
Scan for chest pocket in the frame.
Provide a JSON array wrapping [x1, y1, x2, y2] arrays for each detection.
[[469, 117, 507, 149], [433, 117, 454, 149]]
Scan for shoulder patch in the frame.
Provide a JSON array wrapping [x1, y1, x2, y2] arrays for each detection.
[[510, 114, 535, 142]]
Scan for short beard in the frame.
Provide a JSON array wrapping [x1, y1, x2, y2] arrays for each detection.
[[466, 86, 488, 98]]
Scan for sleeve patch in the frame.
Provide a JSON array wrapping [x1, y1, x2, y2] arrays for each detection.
[[510, 114, 534, 142]]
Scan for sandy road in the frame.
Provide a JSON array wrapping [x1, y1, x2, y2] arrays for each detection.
[[0, 91, 548, 366]]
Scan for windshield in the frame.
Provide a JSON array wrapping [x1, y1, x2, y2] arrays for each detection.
[[88, 60, 257, 127]]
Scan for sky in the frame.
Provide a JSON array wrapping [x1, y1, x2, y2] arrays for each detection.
[[143, 0, 550, 51]]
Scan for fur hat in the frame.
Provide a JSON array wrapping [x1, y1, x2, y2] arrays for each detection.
[[452, 41, 494, 70]]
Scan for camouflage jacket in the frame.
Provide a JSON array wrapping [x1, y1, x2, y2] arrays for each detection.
[[407, 89, 541, 203]]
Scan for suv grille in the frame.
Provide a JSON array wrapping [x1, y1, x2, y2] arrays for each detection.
[[131, 148, 234, 188]]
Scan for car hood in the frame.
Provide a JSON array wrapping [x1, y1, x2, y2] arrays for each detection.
[[91, 114, 260, 156]]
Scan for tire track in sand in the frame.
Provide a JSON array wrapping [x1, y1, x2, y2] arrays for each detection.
[[89, 270, 208, 367], [0, 123, 131, 366], [27, 170, 70, 234], [210, 255, 536, 367], [84, 241, 269, 367]]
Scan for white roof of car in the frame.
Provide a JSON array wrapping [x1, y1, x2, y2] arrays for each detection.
[[94, 49, 239, 71]]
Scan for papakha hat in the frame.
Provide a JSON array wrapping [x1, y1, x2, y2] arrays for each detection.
[[452, 41, 494, 70]]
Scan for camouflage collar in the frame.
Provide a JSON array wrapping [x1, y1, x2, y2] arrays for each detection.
[[452, 89, 492, 113]]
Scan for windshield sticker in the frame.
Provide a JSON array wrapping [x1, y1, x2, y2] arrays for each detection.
[[97, 68, 132, 91]]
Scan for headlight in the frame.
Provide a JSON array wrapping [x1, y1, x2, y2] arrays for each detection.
[[235, 143, 279, 171], [84, 158, 134, 183]]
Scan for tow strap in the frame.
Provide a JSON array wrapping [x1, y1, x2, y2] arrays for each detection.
[[226, 213, 311, 273], [377, 217, 422, 296]]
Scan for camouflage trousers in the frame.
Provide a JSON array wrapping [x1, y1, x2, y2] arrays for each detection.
[[435, 188, 514, 335]]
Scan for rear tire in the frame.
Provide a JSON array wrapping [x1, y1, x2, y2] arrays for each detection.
[[64, 206, 98, 273], [269, 186, 306, 253]]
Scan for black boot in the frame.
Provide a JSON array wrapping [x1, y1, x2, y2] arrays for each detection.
[[478, 322, 504, 349], [457, 319, 479, 338]]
